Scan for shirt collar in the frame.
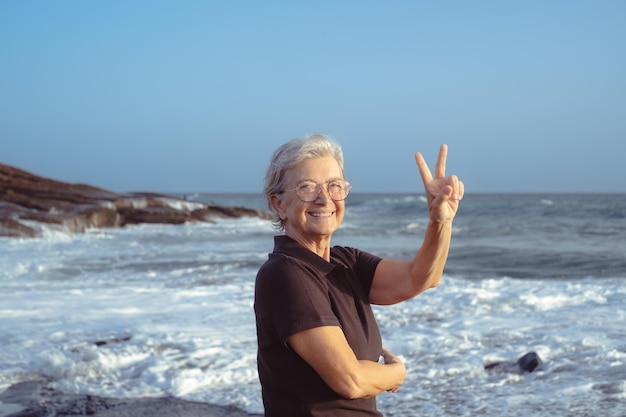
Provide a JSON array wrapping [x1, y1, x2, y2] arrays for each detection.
[[273, 235, 338, 275]]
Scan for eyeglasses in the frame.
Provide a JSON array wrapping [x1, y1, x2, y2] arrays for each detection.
[[281, 179, 351, 202]]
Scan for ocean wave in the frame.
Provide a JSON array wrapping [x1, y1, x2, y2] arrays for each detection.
[[3, 193, 626, 416]]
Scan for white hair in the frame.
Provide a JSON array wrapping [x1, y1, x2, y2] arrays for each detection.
[[263, 133, 345, 231]]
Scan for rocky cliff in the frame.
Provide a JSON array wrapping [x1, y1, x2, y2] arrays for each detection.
[[0, 163, 271, 238]]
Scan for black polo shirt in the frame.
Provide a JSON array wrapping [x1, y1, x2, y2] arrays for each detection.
[[255, 235, 383, 417]]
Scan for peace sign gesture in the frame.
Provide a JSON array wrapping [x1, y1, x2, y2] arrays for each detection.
[[414, 144, 464, 223]]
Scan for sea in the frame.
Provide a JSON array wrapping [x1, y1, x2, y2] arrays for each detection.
[[1, 193, 625, 417]]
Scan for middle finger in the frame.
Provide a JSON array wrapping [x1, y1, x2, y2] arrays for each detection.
[[435, 144, 448, 178]]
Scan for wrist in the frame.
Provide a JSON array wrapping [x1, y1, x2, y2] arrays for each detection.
[[428, 218, 453, 226]]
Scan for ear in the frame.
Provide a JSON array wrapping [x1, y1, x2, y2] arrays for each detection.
[[269, 194, 286, 220]]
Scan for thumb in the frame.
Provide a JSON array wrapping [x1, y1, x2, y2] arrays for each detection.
[[432, 185, 453, 208]]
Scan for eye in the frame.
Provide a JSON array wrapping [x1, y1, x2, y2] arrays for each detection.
[[328, 180, 344, 191], [296, 181, 317, 193]]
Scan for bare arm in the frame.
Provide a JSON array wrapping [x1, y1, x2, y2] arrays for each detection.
[[369, 144, 464, 306], [288, 326, 406, 399]]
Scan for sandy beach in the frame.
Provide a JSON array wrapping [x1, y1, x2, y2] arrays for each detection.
[[0, 381, 262, 417]]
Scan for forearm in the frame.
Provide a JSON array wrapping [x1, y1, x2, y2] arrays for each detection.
[[343, 359, 405, 399], [290, 327, 406, 400], [369, 219, 453, 305], [409, 219, 452, 292]]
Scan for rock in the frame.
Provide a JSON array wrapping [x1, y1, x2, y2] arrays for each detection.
[[93, 335, 133, 347], [484, 351, 544, 374], [515, 351, 543, 372], [0, 163, 272, 238], [0, 380, 262, 417], [0, 217, 39, 238]]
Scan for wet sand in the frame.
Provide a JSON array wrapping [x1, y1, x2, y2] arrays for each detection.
[[0, 381, 262, 417]]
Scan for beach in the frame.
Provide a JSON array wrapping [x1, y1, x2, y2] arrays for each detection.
[[0, 380, 261, 417]]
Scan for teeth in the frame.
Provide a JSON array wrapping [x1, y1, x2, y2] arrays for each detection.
[[310, 212, 333, 217]]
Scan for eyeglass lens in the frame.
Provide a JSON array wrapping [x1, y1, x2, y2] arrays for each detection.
[[296, 181, 349, 202]]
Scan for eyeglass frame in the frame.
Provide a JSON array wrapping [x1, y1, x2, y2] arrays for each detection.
[[279, 179, 351, 202]]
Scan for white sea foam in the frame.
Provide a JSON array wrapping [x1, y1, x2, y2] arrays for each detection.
[[520, 288, 608, 311], [122, 198, 149, 209], [157, 197, 205, 212]]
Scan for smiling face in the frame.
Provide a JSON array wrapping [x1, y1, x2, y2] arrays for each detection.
[[270, 156, 346, 252]]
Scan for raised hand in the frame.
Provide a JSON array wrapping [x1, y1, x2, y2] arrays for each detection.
[[414, 144, 464, 223]]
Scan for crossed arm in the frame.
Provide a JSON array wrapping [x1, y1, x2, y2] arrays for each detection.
[[288, 145, 464, 399], [288, 326, 405, 399]]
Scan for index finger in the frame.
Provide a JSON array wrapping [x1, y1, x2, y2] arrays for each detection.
[[414, 151, 433, 186]]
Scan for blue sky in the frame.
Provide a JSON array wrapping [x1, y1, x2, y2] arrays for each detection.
[[2, 1, 625, 193]]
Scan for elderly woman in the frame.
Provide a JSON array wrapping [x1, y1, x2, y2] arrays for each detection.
[[254, 134, 463, 416]]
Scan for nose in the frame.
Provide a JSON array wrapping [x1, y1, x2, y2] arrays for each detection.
[[314, 183, 332, 202]]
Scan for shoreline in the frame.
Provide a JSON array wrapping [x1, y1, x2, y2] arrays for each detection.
[[0, 381, 262, 417]]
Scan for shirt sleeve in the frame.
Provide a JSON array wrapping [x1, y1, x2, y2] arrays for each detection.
[[255, 254, 340, 346]]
